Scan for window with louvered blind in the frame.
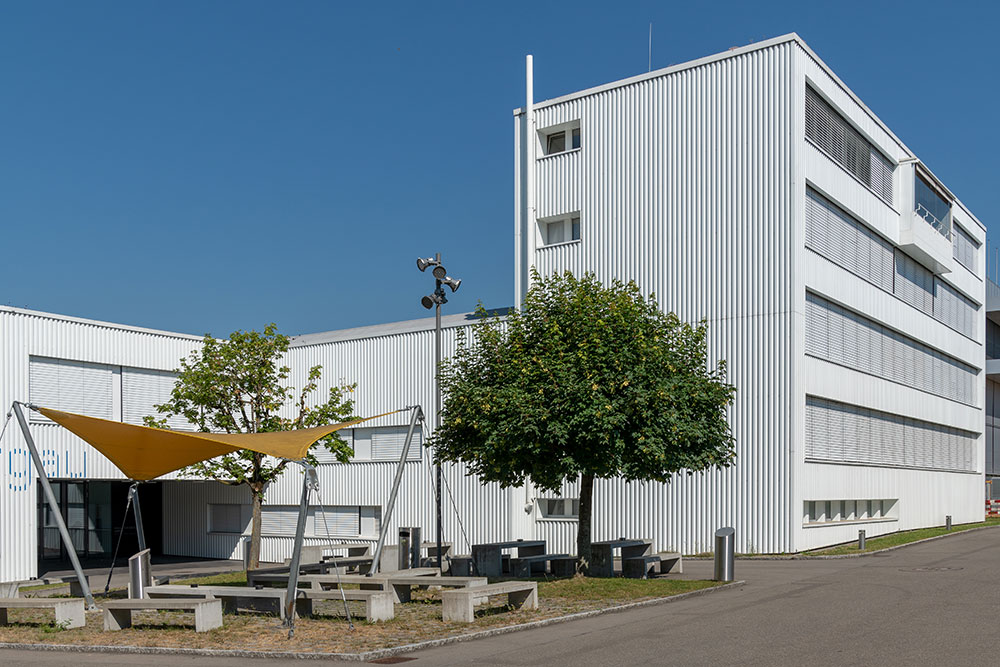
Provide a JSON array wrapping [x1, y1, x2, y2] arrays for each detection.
[[258, 504, 379, 537], [893, 250, 935, 315], [29, 357, 116, 421], [805, 189, 893, 292], [934, 279, 977, 339], [805, 86, 893, 204], [952, 222, 979, 273], [805, 396, 977, 472], [366, 426, 423, 461], [805, 292, 977, 405], [121, 367, 192, 430]]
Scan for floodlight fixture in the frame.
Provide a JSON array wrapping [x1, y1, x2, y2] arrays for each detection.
[[441, 276, 461, 293], [421, 295, 435, 310], [432, 265, 447, 279], [416, 257, 439, 272]]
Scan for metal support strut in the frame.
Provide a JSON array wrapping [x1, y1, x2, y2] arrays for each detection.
[[368, 405, 423, 576], [284, 462, 319, 637], [129, 482, 147, 552], [12, 402, 96, 609]]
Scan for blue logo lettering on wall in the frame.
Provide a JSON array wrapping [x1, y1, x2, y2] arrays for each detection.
[[3, 447, 86, 490]]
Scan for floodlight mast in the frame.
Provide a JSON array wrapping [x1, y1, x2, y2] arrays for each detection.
[[416, 252, 461, 573]]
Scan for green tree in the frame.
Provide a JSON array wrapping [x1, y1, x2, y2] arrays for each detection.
[[145, 323, 355, 569], [432, 271, 736, 573]]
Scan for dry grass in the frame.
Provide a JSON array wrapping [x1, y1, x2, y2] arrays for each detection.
[[1, 576, 719, 654]]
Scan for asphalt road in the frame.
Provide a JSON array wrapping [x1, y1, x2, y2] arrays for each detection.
[[3, 528, 998, 666]]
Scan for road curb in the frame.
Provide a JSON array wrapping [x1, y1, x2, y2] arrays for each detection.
[[684, 523, 1000, 561], [0, 579, 745, 662]]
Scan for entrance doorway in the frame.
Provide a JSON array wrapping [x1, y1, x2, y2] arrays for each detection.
[[37, 480, 162, 562]]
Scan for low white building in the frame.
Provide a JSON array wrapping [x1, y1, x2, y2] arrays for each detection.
[[0, 33, 987, 583]]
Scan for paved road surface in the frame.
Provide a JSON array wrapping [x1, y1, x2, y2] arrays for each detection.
[[3, 528, 998, 665]]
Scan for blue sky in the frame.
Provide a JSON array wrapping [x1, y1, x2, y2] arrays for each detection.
[[2, 1, 997, 337]]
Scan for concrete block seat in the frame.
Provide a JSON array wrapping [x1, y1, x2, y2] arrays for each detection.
[[550, 556, 578, 577], [449, 555, 473, 577], [145, 584, 394, 622], [509, 553, 571, 578], [0, 597, 86, 629], [102, 598, 222, 633], [247, 571, 485, 604], [441, 581, 538, 623]]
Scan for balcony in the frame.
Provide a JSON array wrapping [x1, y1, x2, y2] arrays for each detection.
[[898, 168, 953, 274]]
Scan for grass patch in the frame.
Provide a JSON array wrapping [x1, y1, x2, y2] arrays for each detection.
[[170, 571, 248, 586], [536, 576, 717, 602], [0, 573, 722, 654], [807, 518, 1000, 556], [18, 582, 68, 593]]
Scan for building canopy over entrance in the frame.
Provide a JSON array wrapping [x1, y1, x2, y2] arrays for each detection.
[[38, 406, 388, 480]]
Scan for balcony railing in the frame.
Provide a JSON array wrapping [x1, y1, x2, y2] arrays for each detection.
[[914, 202, 950, 239]]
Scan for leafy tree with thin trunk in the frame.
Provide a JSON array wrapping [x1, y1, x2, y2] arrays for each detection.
[[145, 324, 355, 569], [433, 271, 736, 574]]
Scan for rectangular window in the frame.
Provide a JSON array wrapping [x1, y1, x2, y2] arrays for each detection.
[[914, 173, 951, 238], [538, 497, 579, 519], [952, 222, 979, 273], [259, 504, 379, 537], [546, 131, 566, 155], [805, 86, 893, 203], [805, 292, 977, 405], [366, 426, 422, 461], [805, 395, 977, 471], [122, 367, 191, 430], [208, 504, 251, 534], [543, 215, 582, 246], [571, 127, 581, 149], [29, 357, 116, 421]]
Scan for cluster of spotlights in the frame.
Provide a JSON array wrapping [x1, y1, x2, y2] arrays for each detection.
[[417, 257, 461, 310]]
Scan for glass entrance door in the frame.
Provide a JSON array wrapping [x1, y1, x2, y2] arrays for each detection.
[[37, 480, 114, 559]]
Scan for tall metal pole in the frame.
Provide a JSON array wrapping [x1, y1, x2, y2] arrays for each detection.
[[11, 402, 96, 609], [435, 252, 444, 574]]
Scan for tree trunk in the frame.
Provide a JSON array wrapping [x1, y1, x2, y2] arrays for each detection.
[[576, 473, 595, 575], [248, 484, 264, 570]]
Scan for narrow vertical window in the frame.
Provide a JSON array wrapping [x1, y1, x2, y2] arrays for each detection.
[[571, 217, 581, 241], [571, 127, 581, 149]]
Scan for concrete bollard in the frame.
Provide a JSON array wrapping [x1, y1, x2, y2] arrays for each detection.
[[946, 515, 952, 531], [858, 530, 866, 551], [713, 527, 735, 582]]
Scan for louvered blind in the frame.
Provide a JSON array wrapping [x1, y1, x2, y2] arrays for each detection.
[[805, 396, 977, 472], [952, 223, 979, 273], [369, 426, 423, 461], [805, 189, 893, 292], [893, 250, 934, 315], [805, 292, 977, 404], [260, 505, 365, 537], [122, 367, 191, 430], [805, 87, 893, 204], [934, 279, 977, 339], [29, 357, 115, 420], [208, 504, 249, 533]]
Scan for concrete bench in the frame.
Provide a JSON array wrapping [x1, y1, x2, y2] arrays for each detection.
[[441, 581, 537, 623], [509, 553, 571, 578], [146, 584, 393, 622], [657, 551, 683, 574], [449, 555, 473, 576], [623, 555, 663, 579], [0, 597, 85, 629], [102, 598, 222, 633], [248, 571, 484, 604], [550, 556, 578, 577]]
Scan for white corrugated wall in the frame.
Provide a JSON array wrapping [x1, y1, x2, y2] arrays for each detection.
[[517, 42, 795, 554]]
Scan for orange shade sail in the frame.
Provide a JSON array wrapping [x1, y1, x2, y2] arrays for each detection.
[[38, 407, 398, 481]]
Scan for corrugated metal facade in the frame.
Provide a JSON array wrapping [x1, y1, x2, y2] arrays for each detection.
[[0, 307, 204, 582], [517, 40, 796, 554], [0, 35, 988, 580]]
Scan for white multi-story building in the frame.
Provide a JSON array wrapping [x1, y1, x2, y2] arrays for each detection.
[[0, 33, 987, 583]]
